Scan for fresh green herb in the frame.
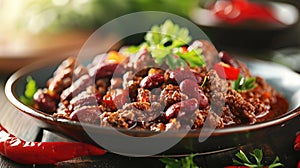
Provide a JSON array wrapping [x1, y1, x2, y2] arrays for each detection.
[[122, 20, 206, 69], [20, 76, 37, 106], [160, 154, 199, 168], [232, 75, 257, 92], [176, 48, 206, 68], [232, 149, 283, 168]]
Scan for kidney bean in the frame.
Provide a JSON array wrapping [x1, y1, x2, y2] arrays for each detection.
[[193, 72, 203, 85], [219, 51, 239, 68], [33, 89, 57, 114], [140, 74, 164, 90], [197, 89, 209, 109], [179, 79, 199, 98], [127, 80, 139, 102], [165, 98, 198, 120], [89, 63, 126, 79], [69, 106, 101, 124], [165, 69, 201, 85]]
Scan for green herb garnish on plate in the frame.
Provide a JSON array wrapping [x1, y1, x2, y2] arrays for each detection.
[[232, 75, 257, 92], [160, 153, 199, 168], [228, 149, 283, 168], [123, 20, 206, 69], [20, 76, 37, 106]]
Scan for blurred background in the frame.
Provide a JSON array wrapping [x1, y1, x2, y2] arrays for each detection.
[[1, 0, 300, 74]]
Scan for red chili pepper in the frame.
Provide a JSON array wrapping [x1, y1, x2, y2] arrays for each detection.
[[294, 133, 300, 151], [298, 161, 300, 168], [0, 124, 106, 164], [212, 0, 282, 25], [214, 62, 240, 80]]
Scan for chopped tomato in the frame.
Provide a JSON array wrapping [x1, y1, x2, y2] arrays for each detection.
[[214, 62, 240, 80]]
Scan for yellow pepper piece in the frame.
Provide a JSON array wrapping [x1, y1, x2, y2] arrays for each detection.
[[107, 51, 127, 63]]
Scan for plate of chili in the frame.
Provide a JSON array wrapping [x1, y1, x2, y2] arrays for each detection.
[[4, 20, 300, 161]]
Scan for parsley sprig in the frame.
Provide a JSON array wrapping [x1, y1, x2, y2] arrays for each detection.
[[123, 20, 206, 69], [232, 75, 257, 92], [160, 154, 199, 168], [232, 149, 283, 168]]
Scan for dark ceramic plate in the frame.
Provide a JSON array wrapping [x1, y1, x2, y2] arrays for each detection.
[[4, 57, 300, 165]]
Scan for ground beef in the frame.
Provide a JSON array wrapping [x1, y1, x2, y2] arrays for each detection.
[[204, 70, 228, 114], [226, 89, 256, 124], [159, 84, 188, 109], [137, 88, 151, 103]]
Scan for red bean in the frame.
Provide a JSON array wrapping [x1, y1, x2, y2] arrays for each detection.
[[219, 51, 239, 68], [165, 69, 202, 85], [165, 98, 198, 120], [197, 89, 209, 109], [179, 79, 198, 98], [140, 74, 164, 89], [193, 72, 203, 85], [90, 63, 125, 79]]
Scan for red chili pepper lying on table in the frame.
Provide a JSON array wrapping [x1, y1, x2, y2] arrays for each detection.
[[0, 124, 106, 164]]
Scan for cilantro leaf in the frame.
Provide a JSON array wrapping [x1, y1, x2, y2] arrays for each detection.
[[231, 149, 284, 168], [232, 75, 257, 92], [120, 20, 207, 69], [176, 48, 206, 68]]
